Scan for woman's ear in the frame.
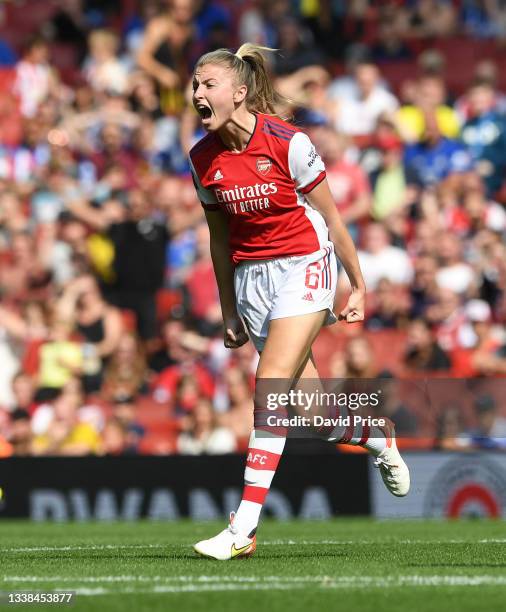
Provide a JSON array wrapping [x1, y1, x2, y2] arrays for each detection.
[[233, 84, 248, 104]]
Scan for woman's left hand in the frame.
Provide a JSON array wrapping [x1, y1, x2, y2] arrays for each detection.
[[338, 289, 365, 323], [224, 316, 249, 349]]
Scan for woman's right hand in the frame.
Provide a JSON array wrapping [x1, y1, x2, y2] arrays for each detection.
[[223, 316, 249, 349], [158, 67, 180, 89]]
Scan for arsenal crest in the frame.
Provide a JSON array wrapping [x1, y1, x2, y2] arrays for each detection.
[[256, 157, 272, 175]]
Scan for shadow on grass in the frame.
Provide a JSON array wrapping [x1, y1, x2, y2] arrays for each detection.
[[405, 562, 506, 568]]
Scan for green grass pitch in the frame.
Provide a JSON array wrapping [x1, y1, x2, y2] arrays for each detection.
[[1, 519, 506, 612]]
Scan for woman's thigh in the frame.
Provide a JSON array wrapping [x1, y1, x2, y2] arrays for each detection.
[[256, 310, 327, 379]]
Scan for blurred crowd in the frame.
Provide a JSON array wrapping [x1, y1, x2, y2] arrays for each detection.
[[0, 0, 505, 457]]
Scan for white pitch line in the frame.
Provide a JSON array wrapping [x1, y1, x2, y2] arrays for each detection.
[[264, 538, 506, 545], [4, 575, 502, 596], [3, 543, 166, 553], [1, 575, 397, 584], [4, 539, 506, 553], [5, 575, 506, 587]]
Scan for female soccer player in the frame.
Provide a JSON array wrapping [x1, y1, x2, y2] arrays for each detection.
[[189, 44, 409, 560]]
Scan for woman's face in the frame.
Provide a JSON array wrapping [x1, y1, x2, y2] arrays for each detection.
[[79, 277, 101, 306], [193, 399, 213, 428], [192, 63, 245, 132], [225, 369, 250, 403], [116, 335, 137, 363], [346, 339, 372, 372]]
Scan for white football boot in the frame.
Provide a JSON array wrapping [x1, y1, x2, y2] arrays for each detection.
[[194, 512, 256, 560], [373, 418, 410, 497]]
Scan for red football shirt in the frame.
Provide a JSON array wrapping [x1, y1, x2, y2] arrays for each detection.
[[189, 113, 328, 264]]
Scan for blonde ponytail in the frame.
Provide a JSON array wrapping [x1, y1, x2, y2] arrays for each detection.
[[194, 45, 291, 118]]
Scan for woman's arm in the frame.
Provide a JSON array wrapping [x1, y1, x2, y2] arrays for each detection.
[[204, 209, 248, 348], [136, 19, 181, 89], [94, 307, 124, 358], [305, 179, 366, 322]]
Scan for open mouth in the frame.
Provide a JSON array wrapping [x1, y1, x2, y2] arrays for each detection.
[[196, 104, 212, 120]]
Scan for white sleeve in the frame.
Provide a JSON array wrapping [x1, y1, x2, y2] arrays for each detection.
[[189, 158, 220, 211], [288, 132, 326, 194]]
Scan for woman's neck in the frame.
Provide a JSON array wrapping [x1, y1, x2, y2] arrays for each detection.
[[218, 108, 257, 153]]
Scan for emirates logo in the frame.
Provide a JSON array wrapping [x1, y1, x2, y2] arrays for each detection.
[[256, 158, 272, 175]]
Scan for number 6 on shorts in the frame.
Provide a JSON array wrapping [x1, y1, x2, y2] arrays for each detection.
[[304, 261, 321, 290]]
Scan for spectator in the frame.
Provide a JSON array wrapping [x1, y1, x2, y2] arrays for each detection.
[[378, 380, 418, 436], [88, 122, 142, 187], [101, 417, 129, 455], [47, 0, 88, 64], [102, 332, 149, 400], [192, 1, 232, 56], [397, 75, 460, 143], [426, 287, 467, 352], [365, 278, 410, 331], [0, 37, 17, 67], [409, 254, 440, 319], [165, 191, 198, 286], [0, 231, 52, 304], [47, 214, 91, 286], [403, 110, 473, 188], [405, 0, 457, 39], [470, 228, 506, 314], [461, 0, 506, 39], [177, 397, 236, 454], [460, 82, 506, 197], [172, 373, 203, 419], [110, 394, 145, 453], [83, 30, 129, 95], [10, 372, 37, 415], [8, 408, 33, 456], [455, 60, 506, 120], [13, 36, 57, 118], [0, 191, 30, 247], [184, 222, 221, 336], [56, 274, 124, 392], [33, 396, 100, 456], [434, 404, 470, 451], [310, 126, 371, 230], [345, 223, 413, 291], [68, 189, 169, 341], [465, 395, 506, 449], [136, 0, 195, 116], [272, 16, 324, 76], [404, 318, 452, 372], [343, 336, 392, 378], [32, 390, 101, 455], [217, 366, 254, 447], [434, 232, 476, 296], [238, 0, 291, 49], [452, 299, 506, 376], [0, 324, 22, 409], [330, 61, 399, 138], [371, 13, 413, 63], [370, 132, 410, 220], [31, 375, 103, 439], [147, 312, 189, 374], [153, 353, 215, 409], [36, 314, 83, 401]]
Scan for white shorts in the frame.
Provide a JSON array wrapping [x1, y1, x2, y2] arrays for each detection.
[[234, 242, 338, 351]]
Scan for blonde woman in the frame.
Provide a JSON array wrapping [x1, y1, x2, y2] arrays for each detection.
[[189, 44, 410, 560]]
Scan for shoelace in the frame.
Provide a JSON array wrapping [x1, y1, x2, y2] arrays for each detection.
[[227, 511, 238, 535], [374, 456, 399, 470]]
